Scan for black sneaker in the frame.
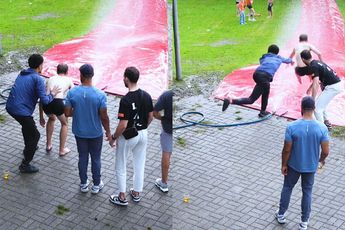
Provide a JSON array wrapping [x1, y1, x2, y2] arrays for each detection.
[[109, 195, 128, 206], [222, 99, 230, 112], [19, 164, 39, 173], [258, 111, 271, 118], [324, 120, 332, 130]]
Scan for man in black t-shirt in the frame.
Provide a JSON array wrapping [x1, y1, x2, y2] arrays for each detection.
[[301, 50, 343, 127], [153, 90, 173, 193], [109, 67, 153, 206]]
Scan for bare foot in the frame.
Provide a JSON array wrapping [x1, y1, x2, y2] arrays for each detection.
[[59, 147, 71, 156]]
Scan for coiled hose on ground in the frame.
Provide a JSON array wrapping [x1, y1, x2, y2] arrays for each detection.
[[173, 111, 273, 130]]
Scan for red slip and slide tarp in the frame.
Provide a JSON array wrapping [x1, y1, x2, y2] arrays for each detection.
[[42, 0, 168, 100], [213, 0, 345, 126]]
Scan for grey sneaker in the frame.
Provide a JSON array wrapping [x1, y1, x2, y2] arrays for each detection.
[[275, 210, 286, 224], [299, 221, 308, 230], [155, 178, 169, 193], [80, 180, 90, 193], [91, 180, 104, 194]]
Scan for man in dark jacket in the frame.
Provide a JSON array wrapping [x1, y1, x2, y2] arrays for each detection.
[[222, 44, 293, 117], [6, 54, 60, 173]]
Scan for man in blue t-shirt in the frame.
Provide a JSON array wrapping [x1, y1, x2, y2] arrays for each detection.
[[65, 64, 111, 194], [6, 54, 60, 173], [275, 96, 329, 230]]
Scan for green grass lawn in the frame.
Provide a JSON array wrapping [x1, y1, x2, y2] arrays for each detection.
[[0, 0, 105, 53], [176, 0, 298, 78], [336, 0, 345, 18]]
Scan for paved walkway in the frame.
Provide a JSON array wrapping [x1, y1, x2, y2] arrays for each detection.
[[173, 95, 345, 230], [1, 73, 345, 230], [0, 73, 172, 230]]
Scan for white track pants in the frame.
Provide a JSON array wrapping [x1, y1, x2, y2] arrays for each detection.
[[115, 129, 148, 193], [315, 81, 343, 123]]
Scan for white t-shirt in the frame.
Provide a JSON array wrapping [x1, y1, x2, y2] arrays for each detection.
[[46, 75, 74, 99], [294, 42, 319, 67]]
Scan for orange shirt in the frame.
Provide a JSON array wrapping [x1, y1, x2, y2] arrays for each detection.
[[245, 0, 252, 6], [239, 2, 245, 11]]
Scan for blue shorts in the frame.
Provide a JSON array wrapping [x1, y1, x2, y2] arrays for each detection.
[[160, 130, 172, 153]]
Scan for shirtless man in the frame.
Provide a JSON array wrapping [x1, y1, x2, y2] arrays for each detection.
[[289, 34, 322, 83]]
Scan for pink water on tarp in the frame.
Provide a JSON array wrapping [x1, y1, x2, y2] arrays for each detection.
[[42, 0, 168, 100], [213, 0, 345, 126]]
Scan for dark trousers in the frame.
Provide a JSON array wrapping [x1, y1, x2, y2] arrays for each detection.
[[75, 136, 103, 186], [278, 167, 315, 222], [10, 114, 40, 165], [232, 71, 271, 112]]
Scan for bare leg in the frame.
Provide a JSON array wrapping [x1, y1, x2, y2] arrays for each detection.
[[119, 192, 126, 200], [57, 114, 70, 156], [161, 152, 171, 184], [251, 8, 256, 20], [46, 115, 56, 151]]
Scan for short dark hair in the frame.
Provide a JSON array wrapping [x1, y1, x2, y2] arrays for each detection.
[[268, 44, 279, 54], [79, 64, 94, 78], [57, 63, 68, 75], [299, 34, 308, 42], [300, 50, 312, 60], [301, 96, 315, 111], [28, 54, 44, 69], [124, 66, 139, 83]]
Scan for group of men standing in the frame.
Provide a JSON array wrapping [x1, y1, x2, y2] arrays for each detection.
[[6, 54, 173, 205], [4, 33, 343, 228]]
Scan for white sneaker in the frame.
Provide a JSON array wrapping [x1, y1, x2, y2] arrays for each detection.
[[109, 194, 128, 206], [91, 180, 104, 194], [155, 178, 169, 193], [299, 221, 308, 230], [275, 210, 286, 224], [80, 180, 90, 193]]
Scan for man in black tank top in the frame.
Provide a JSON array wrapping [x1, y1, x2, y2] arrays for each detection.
[[109, 66, 153, 206], [301, 50, 343, 127]]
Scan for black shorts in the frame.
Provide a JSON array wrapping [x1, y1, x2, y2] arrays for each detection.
[[247, 4, 253, 9], [295, 66, 313, 76], [253, 70, 272, 83], [42, 99, 65, 116], [268, 3, 273, 11]]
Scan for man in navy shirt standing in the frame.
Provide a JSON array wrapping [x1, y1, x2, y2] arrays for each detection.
[[153, 90, 173, 193], [6, 54, 60, 173], [275, 96, 329, 230]]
